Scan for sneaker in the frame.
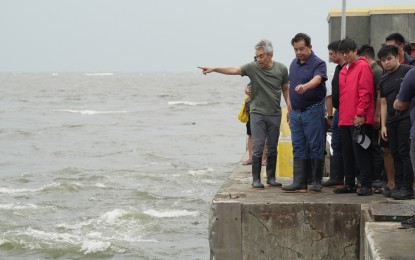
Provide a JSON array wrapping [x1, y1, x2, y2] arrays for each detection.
[[333, 185, 357, 194], [401, 215, 415, 228], [391, 188, 415, 200], [358, 186, 373, 196]]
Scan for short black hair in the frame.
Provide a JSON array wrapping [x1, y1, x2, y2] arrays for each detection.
[[405, 42, 412, 55], [385, 33, 406, 45], [328, 40, 341, 51], [338, 38, 357, 53], [377, 45, 399, 60], [291, 33, 311, 47], [358, 44, 375, 59]]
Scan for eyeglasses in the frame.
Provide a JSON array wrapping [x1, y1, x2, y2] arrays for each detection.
[[339, 50, 353, 55], [254, 54, 267, 60]]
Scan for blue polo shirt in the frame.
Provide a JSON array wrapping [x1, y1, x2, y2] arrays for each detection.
[[289, 51, 327, 110]]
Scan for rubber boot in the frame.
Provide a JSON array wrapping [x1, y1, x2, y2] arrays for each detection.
[[266, 155, 282, 187], [251, 156, 264, 189], [305, 159, 312, 185], [322, 156, 344, 187], [282, 159, 308, 193], [371, 150, 384, 189], [371, 141, 384, 188], [309, 159, 324, 193]]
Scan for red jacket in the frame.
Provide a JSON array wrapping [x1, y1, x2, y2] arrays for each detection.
[[339, 57, 374, 126]]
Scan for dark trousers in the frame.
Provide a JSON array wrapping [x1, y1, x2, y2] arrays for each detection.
[[331, 110, 342, 156], [371, 127, 384, 181], [340, 125, 373, 188], [387, 118, 414, 189]]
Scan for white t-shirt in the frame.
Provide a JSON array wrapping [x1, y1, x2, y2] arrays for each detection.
[[325, 80, 332, 97]]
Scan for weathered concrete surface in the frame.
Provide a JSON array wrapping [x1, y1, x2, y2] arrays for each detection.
[[365, 222, 415, 260], [209, 162, 415, 260]]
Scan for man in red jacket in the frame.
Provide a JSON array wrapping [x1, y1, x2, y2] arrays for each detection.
[[333, 38, 375, 196]]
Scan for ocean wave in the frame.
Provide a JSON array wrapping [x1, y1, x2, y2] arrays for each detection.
[[99, 209, 128, 223], [134, 162, 159, 168], [0, 187, 40, 194], [5, 227, 111, 255], [41, 182, 84, 192], [0, 203, 39, 210], [80, 240, 111, 254], [84, 73, 114, 76], [143, 209, 199, 218], [188, 168, 214, 176], [55, 109, 127, 115], [0, 182, 83, 194], [168, 101, 209, 106]]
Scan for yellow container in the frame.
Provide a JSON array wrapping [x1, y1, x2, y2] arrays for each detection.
[[277, 108, 293, 177], [277, 140, 293, 177]]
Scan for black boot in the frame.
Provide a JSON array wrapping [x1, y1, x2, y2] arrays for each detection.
[[282, 159, 308, 193], [251, 156, 264, 189], [371, 143, 384, 188], [322, 156, 344, 187], [266, 155, 282, 187], [309, 159, 324, 193], [305, 159, 312, 185]]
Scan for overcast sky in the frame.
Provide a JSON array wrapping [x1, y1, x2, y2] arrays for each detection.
[[0, 0, 414, 73]]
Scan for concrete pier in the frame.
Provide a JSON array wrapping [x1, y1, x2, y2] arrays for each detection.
[[209, 162, 415, 259]]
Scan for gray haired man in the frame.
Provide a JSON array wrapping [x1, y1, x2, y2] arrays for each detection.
[[198, 39, 289, 189]]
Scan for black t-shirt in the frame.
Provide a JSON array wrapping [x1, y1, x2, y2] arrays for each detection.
[[379, 64, 414, 122], [331, 64, 344, 109]]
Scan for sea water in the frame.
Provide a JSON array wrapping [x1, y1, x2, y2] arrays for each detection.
[[0, 72, 248, 259]]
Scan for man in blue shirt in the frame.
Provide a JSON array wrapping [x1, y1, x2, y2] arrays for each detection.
[[282, 33, 327, 193], [394, 67, 415, 227]]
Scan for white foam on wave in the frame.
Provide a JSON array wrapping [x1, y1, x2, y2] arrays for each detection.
[[21, 227, 79, 246], [0, 187, 40, 194], [168, 101, 209, 106], [188, 168, 214, 176], [0, 203, 39, 210], [143, 209, 199, 218], [0, 182, 81, 194], [81, 239, 111, 254], [94, 183, 106, 188], [56, 109, 127, 115], [84, 73, 114, 76], [134, 162, 158, 168], [14, 227, 111, 254], [99, 209, 128, 223]]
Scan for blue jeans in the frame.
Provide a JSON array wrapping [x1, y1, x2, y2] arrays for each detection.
[[331, 110, 342, 156], [290, 102, 326, 160], [411, 139, 415, 174]]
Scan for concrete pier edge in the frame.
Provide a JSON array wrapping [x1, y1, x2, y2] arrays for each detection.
[[209, 155, 415, 259]]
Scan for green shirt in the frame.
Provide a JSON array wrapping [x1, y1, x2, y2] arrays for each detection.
[[241, 61, 288, 116]]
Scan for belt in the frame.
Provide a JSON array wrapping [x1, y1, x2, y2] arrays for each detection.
[[293, 100, 324, 112]]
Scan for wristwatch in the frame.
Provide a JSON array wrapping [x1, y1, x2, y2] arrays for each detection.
[[326, 115, 334, 120]]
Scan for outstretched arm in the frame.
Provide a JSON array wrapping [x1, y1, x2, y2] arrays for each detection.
[[198, 66, 242, 75], [294, 75, 323, 94]]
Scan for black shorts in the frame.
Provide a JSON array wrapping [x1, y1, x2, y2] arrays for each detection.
[[379, 138, 390, 148], [246, 120, 251, 136]]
